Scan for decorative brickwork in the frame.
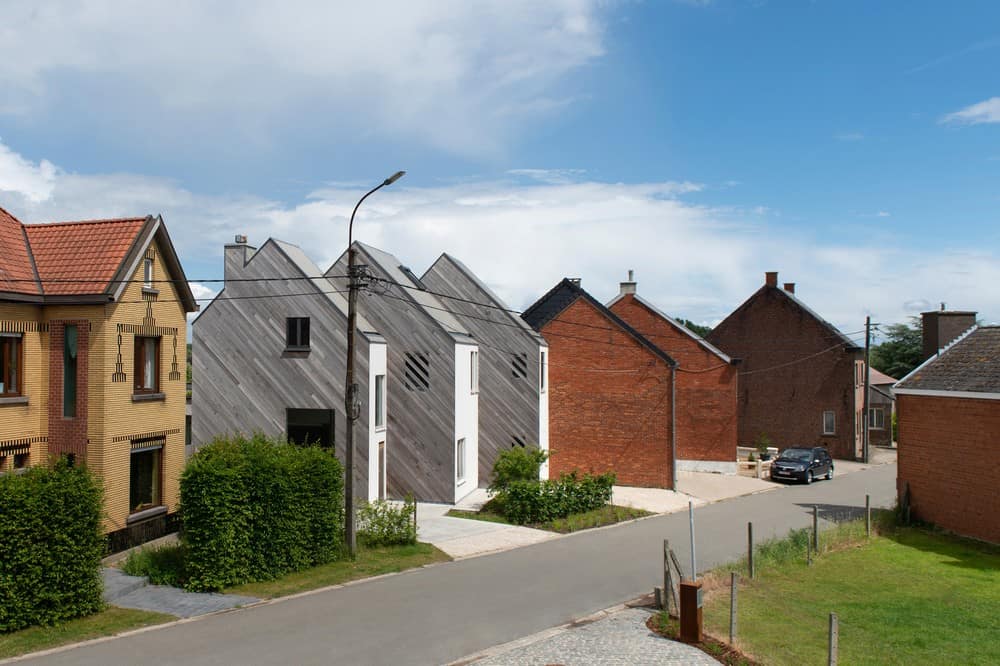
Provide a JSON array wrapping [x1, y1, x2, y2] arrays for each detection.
[[47, 320, 90, 461]]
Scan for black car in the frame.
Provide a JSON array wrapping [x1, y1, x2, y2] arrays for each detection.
[[769, 447, 834, 484]]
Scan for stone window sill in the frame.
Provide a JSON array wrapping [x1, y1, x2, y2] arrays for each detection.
[[132, 392, 166, 402], [0, 396, 29, 406], [127, 505, 167, 524], [141, 287, 160, 296]]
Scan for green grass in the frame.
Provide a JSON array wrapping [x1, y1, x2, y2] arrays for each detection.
[[698, 522, 1000, 665], [121, 543, 188, 587], [446, 504, 650, 532], [225, 543, 451, 598], [0, 607, 174, 660]]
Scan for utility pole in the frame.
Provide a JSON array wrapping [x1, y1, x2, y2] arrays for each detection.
[[344, 171, 405, 558], [863, 315, 871, 464]]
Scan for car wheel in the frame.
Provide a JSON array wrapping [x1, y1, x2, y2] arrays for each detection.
[[806, 471, 813, 484], [826, 466, 834, 480]]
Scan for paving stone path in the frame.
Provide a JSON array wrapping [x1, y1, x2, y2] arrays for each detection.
[[472, 607, 718, 666], [102, 568, 259, 618]]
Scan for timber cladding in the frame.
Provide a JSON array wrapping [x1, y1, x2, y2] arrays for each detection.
[[539, 297, 674, 488], [897, 394, 1000, 544]]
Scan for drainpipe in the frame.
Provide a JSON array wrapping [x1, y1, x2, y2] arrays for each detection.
[[671, 364, 678, 490]]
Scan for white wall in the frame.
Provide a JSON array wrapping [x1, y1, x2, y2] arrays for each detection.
[[453, 342, 480, 502], [538, 345, 550, 480], [367, 341, 388, 501], [676, 459, 737, 475]]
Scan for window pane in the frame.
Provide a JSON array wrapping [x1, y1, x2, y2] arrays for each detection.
[[375, 375, 385, 427], [144, 258, 153, 286], [457, 438, 465, 480], [130, 448, 161, 511], [8, 338, 16, 393], [144, 339, 157, 389], [64, 325, 77, 417], [300, 318, 310, 347]]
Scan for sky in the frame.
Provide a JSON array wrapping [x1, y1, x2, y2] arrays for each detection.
[[1, 0, 998, 341]]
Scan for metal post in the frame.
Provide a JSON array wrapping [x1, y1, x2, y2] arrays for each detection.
[[729, 571, 737, 645], [664, 539, 672, 615], [807, 539, 812, 566], [344, 247, 358, 558], [671, 366, 677, 490], [748, 522, 755, 579], [813, 504, 819, 552], [828, 612, 839, 665], [689, 500, 696, 579], [866, 494, 871, 537], [863, 316, 871, 464]]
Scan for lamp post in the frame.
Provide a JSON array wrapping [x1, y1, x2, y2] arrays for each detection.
[[344, 170, 405, 558]]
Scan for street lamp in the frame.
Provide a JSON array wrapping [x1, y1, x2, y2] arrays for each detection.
[[344, 170, 405, 558]]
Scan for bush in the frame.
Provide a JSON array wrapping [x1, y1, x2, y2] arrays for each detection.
[[489, 446, 548, 494], [499, 472, 615, 525], [357, 496, 417, 547], [180, 433, 344, 591], [0, 459, 105, 632], [121, 543, 188, 587]]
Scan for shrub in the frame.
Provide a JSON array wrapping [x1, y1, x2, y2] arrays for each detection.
[[0, 459, 105, 632], [121, 543, 188, 587], [180, 433, 344, 591], [489, 446, 548, 494], [357, 496, 417, 547], [499, 472, 615, 525]]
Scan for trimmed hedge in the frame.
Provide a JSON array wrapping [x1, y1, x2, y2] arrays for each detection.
[[498, 472, 615, 525], [180, 433, 344, 591], [488, 446, 548, 494], [0, 460, 105, 633], [357, 496, 417, 547]]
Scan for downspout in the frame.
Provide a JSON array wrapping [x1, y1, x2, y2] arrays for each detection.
[[671, 364, 677, 490]]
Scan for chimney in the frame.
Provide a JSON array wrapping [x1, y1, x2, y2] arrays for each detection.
[[568, 278, 582, 287], [765, 271, 778, 288], [224, 234, 256, 283], [783, 282, 795, 294], [619, 269, 637, 297], [921, 309, 977, 360]]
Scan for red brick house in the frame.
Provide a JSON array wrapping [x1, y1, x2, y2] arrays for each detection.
[[522, 279, 677, 489], [894, 323, 999, 544], [706, 272, 864, 460], [607, 273, 739, 473]]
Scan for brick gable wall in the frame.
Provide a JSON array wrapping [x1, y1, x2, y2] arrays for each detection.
[[540, 297, 674, 488], [610, 295, 737, 464], [897, 394, 1000, 544]]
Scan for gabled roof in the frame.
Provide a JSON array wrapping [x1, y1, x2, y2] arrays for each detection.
[[607, 291, 732, 363], [868, 368, 897, 386], [0, 208, 196, 311], [522, 278, 677, 367], [423, 252, 545, 345], [895, 326, 1000, 395], [346, 242, 473, 342]]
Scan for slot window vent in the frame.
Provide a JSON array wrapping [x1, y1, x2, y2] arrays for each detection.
[[404, 352, 430, 391]]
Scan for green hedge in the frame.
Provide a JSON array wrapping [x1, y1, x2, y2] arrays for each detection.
[[498, 472, 615, 525], [488, 446, 548, 494], [180, 433, 344, 591], [0, 460, 105, 633], [357, 496, 417, 547]]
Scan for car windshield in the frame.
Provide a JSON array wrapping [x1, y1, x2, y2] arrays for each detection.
[[777, 449, 812, 462]]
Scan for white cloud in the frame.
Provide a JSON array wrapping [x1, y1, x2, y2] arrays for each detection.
[[940, 97, 1000, 126], [876, 211, 891, 218], [835, 132, 865, 142], [2, 138, 998, 331], [0, 1, 607, 157], [0, 139, 57, 202]]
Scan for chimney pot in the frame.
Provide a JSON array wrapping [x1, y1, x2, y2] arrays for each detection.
[[619, 270, 637, 297], [628, 269, 634, 282], [234, 234, 247, 244], [783, 282, 796, 294], [765, 271, 778, 288], [568, 278, 581, 286]]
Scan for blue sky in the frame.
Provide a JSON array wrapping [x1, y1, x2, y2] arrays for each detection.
[[1, 1, 998, 337]]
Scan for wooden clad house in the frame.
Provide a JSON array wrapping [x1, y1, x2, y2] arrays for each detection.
[[326, 242, 480, 503], [523, 278, 678, 489], [192, 237, 389, 501], [422, 253, 549, 482], [607, 273, 739, 474], [0, 206, 196, 548]]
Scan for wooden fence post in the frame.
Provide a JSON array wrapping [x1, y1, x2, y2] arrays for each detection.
[[663, 539, 672, 614], [813, 505, 819, 552], [729, 571, 737, 645], [828, 612, 839, 665], [748, 522, 755, 579], [866, 494, 871, 537]]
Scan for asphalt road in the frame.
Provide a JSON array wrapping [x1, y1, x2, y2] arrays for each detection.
[[22, 464, 897, 666]]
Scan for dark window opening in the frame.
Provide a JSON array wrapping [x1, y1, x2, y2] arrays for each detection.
[[0, 334, 23, 397], [134, 336, 161, 393], [63, 325, 78, 417], [512, 435, 525, 448], [66, 453, 76, 467], [129, 447, 162, 512], [512, 353, 528, 379], [404, 352, 430, 391], [286, 317, 310, 349], [287, 408, 334, 448], [13, 453, 28, 469]]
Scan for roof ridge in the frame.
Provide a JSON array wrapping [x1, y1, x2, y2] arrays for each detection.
[[27, 216, 150, 228]]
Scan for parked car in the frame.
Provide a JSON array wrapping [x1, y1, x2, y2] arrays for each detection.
[[769, 447, 834, 484]]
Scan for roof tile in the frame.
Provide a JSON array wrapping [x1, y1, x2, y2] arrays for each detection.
[[0, 207, 40, 295]]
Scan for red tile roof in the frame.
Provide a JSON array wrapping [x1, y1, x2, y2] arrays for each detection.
[[25, 218, 147, 295], [0, 206, 40, 295]]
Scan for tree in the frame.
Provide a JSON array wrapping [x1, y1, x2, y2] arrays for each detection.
[[870, 318, 922, 379], [679, 318, 712, 338]]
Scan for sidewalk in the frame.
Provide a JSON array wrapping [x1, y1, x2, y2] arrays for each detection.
[[102, 568, 259, 618]]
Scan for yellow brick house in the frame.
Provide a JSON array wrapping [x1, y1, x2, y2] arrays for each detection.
[[0, 206, 196, 549]]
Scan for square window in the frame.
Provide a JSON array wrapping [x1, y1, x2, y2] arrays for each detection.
[[286, 408, 334, 448], [0, 334, 23, 397], [822, 410, 836, 435], [134, 337, 161, 393], [13, 453, 28, 470], [286, 317, 310, 350], [129, 447, 161, 512], [375, 374, 386, 428]]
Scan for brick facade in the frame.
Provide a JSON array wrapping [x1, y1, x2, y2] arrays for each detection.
[[609, 294, 737, 466], [897, 394, 1000, 544], [540, 298, 675, 488], [47, 320, 90, 461], [707, 279, 863, 459]]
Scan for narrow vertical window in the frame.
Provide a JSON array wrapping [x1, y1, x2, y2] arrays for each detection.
[[375, 374, 386, 428], [822, 410, 835, 435], [134, 337, 161, 393], [129, 440, 163, 512], [539, 350, 547, 392], [143, 257, 154, 288], [63, 325, 78, 417], [456, 438, 466, 482], [470, 350, 479, 394], [0, 334, 22, 397], [286, 317, 310, 350]]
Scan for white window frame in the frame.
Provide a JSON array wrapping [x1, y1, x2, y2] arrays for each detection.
[[374, 374, 386, 430], [470, 350, 479, 394], [143, 257, 154, 288], [539, 350, 547, 393], [868, 407, 884, 430], [822, 410, 836, 435], [456, 438, 466, 483]]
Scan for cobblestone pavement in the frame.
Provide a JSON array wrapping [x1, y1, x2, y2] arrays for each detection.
[[470, 607, 718, 666], [103, 568, 259, 618]]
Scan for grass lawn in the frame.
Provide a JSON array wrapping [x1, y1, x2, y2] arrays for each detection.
[[0, 607, 174, 660], [225, 543, 451, 598], [697, 524, 1000, 665], [446, 504, 650, 533]]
